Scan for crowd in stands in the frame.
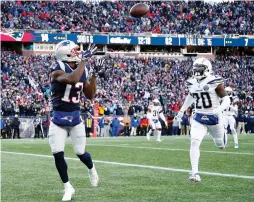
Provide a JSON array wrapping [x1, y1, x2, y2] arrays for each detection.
[[1, 1, 253, 35], [1, 51, 254, 119]]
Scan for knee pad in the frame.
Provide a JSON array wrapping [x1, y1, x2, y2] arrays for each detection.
[[190, 138, 201, 148]]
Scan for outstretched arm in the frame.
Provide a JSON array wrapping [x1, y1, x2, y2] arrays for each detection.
[[179, 94, 195, 113], [215, 84, 230, 112]]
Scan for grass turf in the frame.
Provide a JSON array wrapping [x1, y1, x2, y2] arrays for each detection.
[[1, 135, 254, 202]]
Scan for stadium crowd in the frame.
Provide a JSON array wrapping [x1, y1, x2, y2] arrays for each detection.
[[1, 1, 253, 35], [1, 51, 254, 118]]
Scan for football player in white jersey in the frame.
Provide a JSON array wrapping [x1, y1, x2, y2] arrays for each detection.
[[176, 58, 230, 182], [223, 87, 239, 148], [146, 99, 167, 142]]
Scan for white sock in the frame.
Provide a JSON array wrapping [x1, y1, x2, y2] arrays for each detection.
[[157, 130, 161, 141], [147, 129, 152, 137], [224, 131, 228, 146], [64, 181, 72, 189], [231, 128, 238, 145], [190, 139, 201, 175]]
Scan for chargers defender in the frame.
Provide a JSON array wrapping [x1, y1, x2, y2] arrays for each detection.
[[177, 58, 230, 182], [223, 87, 239, 148]]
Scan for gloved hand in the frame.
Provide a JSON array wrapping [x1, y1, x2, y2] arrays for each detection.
[[90, 58, 106, 77], [81, 44, 97, 61], [176, 111, 184, 122]]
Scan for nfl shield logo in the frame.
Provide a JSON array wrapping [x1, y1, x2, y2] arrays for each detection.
[[203, 85, 209, 91]]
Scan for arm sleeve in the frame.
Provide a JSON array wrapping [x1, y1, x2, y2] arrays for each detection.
[[180, 94, 195, 112]]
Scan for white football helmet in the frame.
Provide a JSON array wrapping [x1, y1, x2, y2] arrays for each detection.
[[55, 40, 80, 62], [225, 87, 233, 95], [153, 99, 160, 106], [192, 58, 212, 80]]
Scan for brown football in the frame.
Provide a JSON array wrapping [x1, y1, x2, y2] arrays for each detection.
[[129, 3, 149, 18]]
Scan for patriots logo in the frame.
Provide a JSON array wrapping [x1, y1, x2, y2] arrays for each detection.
[[61, 116, 73, 122], [57, 40, 71, 49], [1, 31, 24, 41]]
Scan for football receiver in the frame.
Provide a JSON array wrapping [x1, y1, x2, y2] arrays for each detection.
[[146, 99, 167, 142], [223, 87, 239, 148], [49, 40, 104, 201], [176, 58, 230, 182]]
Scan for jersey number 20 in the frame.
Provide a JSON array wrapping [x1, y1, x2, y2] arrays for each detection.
[[192, 92, 212, 109], [62, 82, 83, 103]]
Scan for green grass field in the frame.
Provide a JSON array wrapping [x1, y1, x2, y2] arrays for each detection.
[[1, 135, 254, 202]]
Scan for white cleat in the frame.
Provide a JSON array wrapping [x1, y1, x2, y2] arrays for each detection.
[[189, 173, 201, 182], [88, 165, 99, 187], [234, 144, 239, 149], [156, 139, 162, 142], [146, 135, 150, 140], [62, 186, 75, 201]]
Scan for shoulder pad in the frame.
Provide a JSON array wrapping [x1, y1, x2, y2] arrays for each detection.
[[186, 78, 195, 87], [50, 61, 66, 73], [207, 75, 224, 85]]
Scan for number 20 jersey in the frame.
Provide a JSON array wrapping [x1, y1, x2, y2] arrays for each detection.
[[50, 60, 88, 112], [187, 75, 224, 115]]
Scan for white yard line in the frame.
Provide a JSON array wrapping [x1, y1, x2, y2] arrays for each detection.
[[1, 151, 254, 180], [86, 144, 254, 156]]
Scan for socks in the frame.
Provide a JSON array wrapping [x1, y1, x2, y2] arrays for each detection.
[[77, 151, 93, 169], [53, 152, 69, 183], [224, 131, 228, 146], [64, 181, 72, 189], [156, 130, 161, 141], [190, 139, 201, 175], [147, 129, 153, 137]]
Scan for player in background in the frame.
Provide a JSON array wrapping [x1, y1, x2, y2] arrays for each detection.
[[146, 99, 167, 142], [176, 58, 230, 182], [223, 87, 239, 148], [49, 40, 105, 201]]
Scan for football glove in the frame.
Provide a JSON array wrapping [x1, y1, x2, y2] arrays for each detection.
[[90, 58, 106, 77], [81, 44, 97, 61], [176, 111, 184, 122]]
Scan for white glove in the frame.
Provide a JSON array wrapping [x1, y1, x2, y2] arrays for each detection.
[[176, 111, 184, 122]]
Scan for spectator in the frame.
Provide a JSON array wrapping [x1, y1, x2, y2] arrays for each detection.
[[98, 115, 106, 137], [5, 117, 12, 139], [130, 113, 140, 136], [34, 114, 43, 139], [122, 113, 131, 136], [139, 115, 149, 136], [111, 116, 120, 137], [42, 115, 50, 138], [237, 110, 246, 134], [12, 114, 20, 139], [172, 117, 180, 136]]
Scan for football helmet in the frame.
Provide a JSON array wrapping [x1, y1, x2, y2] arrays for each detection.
[[225, 87, 233, 95], [55, 40, 80, 62], [192, 58, 212, 80]]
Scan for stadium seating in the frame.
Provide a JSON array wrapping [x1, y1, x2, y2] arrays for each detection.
[[1, 1, 253, 34], [1, 51, 253, 117]]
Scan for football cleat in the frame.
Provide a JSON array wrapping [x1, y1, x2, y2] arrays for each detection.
[[146, 135, 150, 140], [88, 165, 99, 187], [234, 144, 239, 149], [156, 139, 162, 142], [189, 173, 201, 182], [62, 186, 75, 201]]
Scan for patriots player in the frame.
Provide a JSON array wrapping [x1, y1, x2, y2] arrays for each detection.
[[177, 58, 230, 182], [146, 99, 167, 142], [223, 87, 239, 148], [49, 40, 104, 201]]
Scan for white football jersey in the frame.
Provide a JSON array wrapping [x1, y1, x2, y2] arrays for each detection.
[[223, 96, 238, 116], [187, 75, 224, 115], [147, 105, 163, 121]]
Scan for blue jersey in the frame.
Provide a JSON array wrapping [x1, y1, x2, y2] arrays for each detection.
[[50, 61, 88, 126]]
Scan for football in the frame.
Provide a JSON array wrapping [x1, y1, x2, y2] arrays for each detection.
[[129, 3, 149, 18]]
